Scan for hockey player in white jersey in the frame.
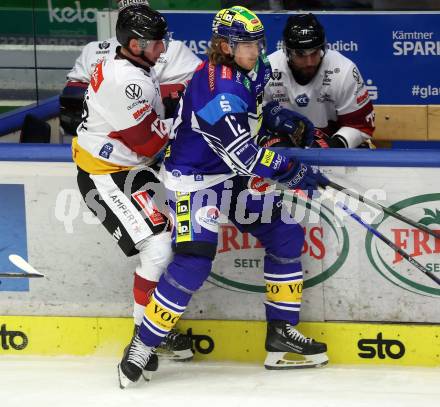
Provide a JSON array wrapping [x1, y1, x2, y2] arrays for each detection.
[[264, 13, 375, 149], [72, 4, 193, 365], [60, 0, 201, 135]]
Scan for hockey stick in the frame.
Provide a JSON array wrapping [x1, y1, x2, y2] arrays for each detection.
[[327, 180, 440, 240], [0, 255, 45, 278], [330, 197, 440, 286]]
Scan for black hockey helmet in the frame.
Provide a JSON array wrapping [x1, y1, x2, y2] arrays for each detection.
[[283, 13, 326, 52], [116, 4, 168, 48]]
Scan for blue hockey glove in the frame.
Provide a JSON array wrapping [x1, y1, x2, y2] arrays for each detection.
[[274, 160, 329, 198], [262, 101, 315, 147]]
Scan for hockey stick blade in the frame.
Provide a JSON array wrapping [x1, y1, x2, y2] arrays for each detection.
[[327, 181, 440, 240], [0, 272, 44, 278], [3, 254, 45, 278]]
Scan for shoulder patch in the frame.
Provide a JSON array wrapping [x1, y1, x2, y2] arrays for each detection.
[[197, 93, 248, 125], [90, 61, 104, 92]]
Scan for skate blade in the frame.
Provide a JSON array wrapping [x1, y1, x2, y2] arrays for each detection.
[[141, 370, 153, 382], [117, 364, 144, 389], [264, 351, 329, 370], [155, 348, 194, 361], [117, 364, 132, 389]]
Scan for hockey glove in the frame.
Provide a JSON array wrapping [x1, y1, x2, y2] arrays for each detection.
[[162, 90, 184, 120], [310, 129, 347, 148], [262, 101, 315, 147], [256, 128, 295, 148], [274, 160, 329, 199]]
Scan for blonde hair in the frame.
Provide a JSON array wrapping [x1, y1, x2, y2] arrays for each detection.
[[208, 36, 234, 66]]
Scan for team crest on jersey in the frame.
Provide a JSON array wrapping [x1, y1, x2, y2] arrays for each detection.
[[91, 61, 104, 92], [125, 83, 143, 100], [295, 93, 309, 107]]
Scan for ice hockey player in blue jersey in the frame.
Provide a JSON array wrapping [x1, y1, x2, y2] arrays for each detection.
[[118, 6, 330, 388]]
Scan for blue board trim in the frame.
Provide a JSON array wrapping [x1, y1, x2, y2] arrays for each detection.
[[0, 144, 439, 167]]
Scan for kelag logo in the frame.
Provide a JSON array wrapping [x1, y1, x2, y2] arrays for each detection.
[[358, 333, 405, 359], [0, 185, 29, 292], [208, 197, 349, 293], [366, 194, 440, 297]]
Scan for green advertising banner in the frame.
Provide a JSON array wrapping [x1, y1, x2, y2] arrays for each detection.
[[0, 0, 220, 45]]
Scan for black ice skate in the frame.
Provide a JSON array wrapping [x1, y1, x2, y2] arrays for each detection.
[[156, 329, 194, 361], [117, 334, 157, 389], [264, 320, 328, 369]]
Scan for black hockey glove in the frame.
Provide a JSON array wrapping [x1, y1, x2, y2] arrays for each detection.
[[256, 128, 295, 148], [59, 89, 86, 135], [162, 90, 184, 119], [310, 129, 348, 148]]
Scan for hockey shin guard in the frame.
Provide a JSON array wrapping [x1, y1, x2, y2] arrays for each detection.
[[139, 253, 212, 347], [256, 221, 304, 325], [133, 232, 173, 326]]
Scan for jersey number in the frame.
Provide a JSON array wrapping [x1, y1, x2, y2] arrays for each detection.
[[79, 92, 90, 131], [151, 117, 168, 139]]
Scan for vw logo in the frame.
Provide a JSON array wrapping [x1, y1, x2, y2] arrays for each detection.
[[125, 84, 143, 100]]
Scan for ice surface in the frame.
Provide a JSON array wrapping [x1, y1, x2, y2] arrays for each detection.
[[1, 357, 439, 407]]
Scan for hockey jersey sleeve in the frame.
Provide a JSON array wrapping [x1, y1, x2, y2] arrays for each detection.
[[90, 66, 169, 158], [334, 63, 375, 147], [66, 41, 100, 83], [154, 41, 202, 86], [194, 90, 290, 179]]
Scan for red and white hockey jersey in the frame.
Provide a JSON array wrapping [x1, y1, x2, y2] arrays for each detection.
[[264, 49, 375, 148], [66, 37, 201, 87], [73, 53, 169, 174]]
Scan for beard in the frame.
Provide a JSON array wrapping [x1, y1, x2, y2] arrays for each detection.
[[289, 62, 321, 85]]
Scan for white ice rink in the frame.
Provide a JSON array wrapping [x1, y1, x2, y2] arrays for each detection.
[[1, 357, 439, 407]]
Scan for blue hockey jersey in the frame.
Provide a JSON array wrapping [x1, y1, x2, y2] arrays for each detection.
[[161, 55, 291, 192]]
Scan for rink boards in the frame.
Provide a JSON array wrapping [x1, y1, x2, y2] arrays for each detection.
[[0, 316, 439, 367], [0, 147, 440, 366]]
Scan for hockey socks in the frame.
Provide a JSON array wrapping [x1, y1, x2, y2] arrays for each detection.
[[263, 253, 303, 324], [139, 254, 212, 347]]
